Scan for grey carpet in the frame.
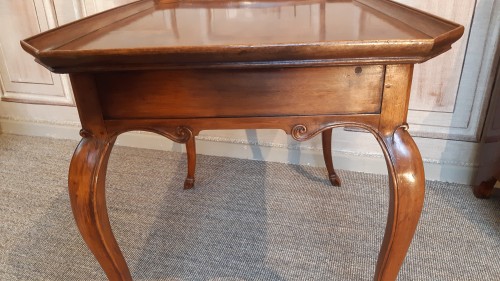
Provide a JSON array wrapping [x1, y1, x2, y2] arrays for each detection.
[[0, 133, 498, 281]]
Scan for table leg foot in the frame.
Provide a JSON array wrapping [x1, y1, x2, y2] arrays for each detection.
[[184, 136, 196, 189], [328, 174, 342, 187], [373, 127, 425, 281], [322, 129, 341, 187], [68, 135, 132, 281], [473, 177, 497, 199], [184, 177, 195, 189]]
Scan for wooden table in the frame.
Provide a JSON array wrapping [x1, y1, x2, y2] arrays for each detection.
[[22, 0, 463, 280]]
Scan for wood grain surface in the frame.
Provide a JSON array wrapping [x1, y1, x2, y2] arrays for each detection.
[[21, 0, 463, 72], [96, 66, 384, 119]]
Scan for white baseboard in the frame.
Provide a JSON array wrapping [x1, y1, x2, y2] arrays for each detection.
[[0, 118, 478, 185]]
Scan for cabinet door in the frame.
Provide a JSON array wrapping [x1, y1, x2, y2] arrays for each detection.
[[0, 0, 74, 105], [394, 0, 499, 141]]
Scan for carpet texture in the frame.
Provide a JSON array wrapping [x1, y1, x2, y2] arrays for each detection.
[[0, 134, 498, 281]]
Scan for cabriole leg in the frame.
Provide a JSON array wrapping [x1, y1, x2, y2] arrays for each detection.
[[184, 136, 196, 189], [68, 134, 132, 281], [322, 129, 341, 186], [374, 127, 425, 281]]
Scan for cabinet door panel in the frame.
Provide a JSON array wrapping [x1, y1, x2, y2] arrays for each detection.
[[0, 0, 73, 105], [52, 0, 80, 25], [397, 0, 476, 113], [393, 0, 499, 141], [0, 1, 52, 85]]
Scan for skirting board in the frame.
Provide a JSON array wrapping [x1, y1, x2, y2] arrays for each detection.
[[0, 118, 479, 185]]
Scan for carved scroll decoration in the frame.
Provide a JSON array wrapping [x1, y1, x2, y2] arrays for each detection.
[[79, 129, 93, 138], [142, 126, 193, 143], [170, 126, 193, 143], [291, 124, 308, 141]]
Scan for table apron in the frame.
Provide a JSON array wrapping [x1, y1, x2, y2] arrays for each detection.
[[95, 65, 385, 119], [102, 114, 380, 143]]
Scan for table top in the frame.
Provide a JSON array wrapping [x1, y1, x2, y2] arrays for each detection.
[[22, 0, 464, 72]]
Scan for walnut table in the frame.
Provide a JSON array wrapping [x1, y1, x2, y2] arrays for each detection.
[[22, 0, 463, 280]]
